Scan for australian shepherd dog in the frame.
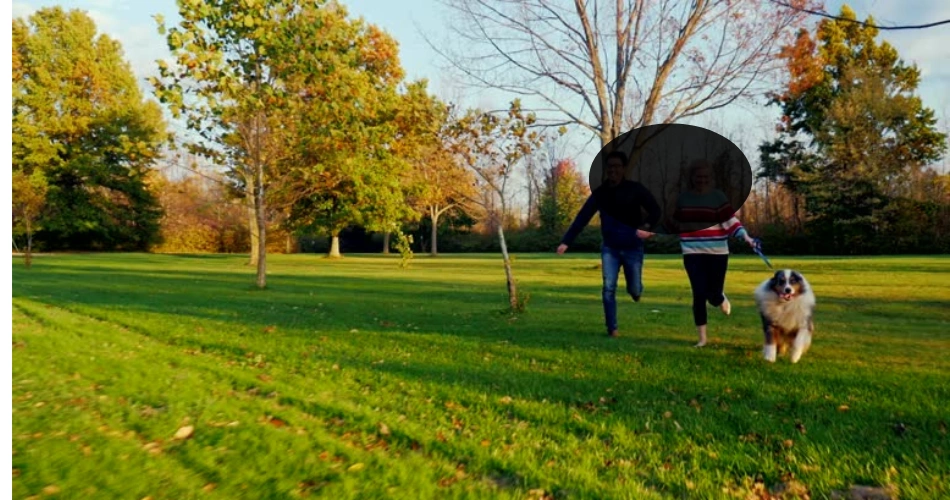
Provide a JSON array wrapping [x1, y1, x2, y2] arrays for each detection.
[[753, 269, 816, 363]]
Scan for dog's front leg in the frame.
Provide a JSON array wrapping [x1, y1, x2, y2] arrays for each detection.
[[761, 314, 776, 362], [789, 316, 814, 364]]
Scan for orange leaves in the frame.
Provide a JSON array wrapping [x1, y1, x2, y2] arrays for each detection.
[[777, 29, 825, 97]]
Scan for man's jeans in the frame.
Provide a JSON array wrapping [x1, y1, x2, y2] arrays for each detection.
[[602, 244, 644, 333]]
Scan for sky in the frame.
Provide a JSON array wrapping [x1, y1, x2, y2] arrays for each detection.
[[9, 0, 950, 181]]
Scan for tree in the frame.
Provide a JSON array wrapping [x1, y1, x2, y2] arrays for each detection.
[[759, 5, 947, 253], [149, 165, 250, 254], [152, 0, 312, 287], [431, 0, 816, 147], [449, 100, 545, 310], [538, 158, 590, 235], [13, 7, 168, 251], [398, 88, 476, 256], [12, 170, 48, 268], [272, 4, 410, 259]]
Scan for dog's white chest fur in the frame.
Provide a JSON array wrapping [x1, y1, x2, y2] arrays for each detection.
[[755, 291, 814, 331]]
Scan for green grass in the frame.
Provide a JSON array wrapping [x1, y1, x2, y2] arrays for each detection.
[[11, 252, 950, 499]]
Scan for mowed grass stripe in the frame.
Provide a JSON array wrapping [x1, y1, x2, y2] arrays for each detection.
[[12, 253, 950, 499], [11, 300, 542, 499]]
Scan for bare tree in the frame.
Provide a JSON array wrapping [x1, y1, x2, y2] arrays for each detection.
[[449, 100, 544, 311], [429, 0, 816, 147]]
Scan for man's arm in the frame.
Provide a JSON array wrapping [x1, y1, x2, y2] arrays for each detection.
[[638, 184, 662, 231], [560, 193, 599, 247]]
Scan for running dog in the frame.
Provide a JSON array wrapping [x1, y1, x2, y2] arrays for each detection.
[[753, 269, 816, 363]]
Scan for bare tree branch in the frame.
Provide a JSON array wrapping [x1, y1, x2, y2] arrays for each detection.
[[430, 0, 814, 149]]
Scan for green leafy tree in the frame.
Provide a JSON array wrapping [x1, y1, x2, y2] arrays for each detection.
[[397, 83, 475, 256], [13, 7, 168, 251], [759, 5, 947, 253], [277, 6, 410, 259], [151, 0, 310, 287], [538, 158, 590, 236]]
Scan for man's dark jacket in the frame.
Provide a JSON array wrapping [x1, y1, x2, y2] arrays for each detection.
[[560, 180, 662, 250]]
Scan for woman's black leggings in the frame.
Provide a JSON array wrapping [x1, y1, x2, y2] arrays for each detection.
[[683, 254, 729, 326]]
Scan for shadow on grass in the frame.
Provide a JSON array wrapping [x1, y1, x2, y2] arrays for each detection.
[[13, 259, 950, 498]]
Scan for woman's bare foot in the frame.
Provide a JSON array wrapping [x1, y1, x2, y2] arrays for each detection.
[[695, 325, 707, 347], [720, 294, 731, 316]]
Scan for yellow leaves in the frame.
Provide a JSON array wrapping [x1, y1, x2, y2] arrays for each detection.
[[346, 463, 364, 472]]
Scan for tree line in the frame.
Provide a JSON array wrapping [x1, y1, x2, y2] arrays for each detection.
[[13, 2, 949, 283]]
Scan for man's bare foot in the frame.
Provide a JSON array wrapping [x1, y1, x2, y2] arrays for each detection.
[[608, 330, 619, 338]]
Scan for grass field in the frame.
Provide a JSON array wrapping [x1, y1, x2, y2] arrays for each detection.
[[11, 252, 950, 499]]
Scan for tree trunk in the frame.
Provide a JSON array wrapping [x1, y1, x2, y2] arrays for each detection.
[[247, 181, 259, 266], [285, 233, 296, 254], [254, 179, 267, 289], [383, 232, 390, 254], [497, 224, 517, 311], [25, 221, 33, 269], [328, 233, 342, 258], [430, 210, 439, 257]]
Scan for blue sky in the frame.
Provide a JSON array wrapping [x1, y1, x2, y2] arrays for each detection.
[[10, 0, 950, 179]]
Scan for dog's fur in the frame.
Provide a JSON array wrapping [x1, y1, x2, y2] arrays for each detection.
[[753, 269, 816, 363]]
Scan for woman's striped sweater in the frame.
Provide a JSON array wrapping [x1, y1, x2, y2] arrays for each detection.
[[674, 189, 748, 255]]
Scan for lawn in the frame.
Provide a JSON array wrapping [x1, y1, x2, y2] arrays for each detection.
[[11, 252, 950, 499]]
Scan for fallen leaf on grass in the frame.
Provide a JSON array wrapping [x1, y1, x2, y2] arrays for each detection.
[[263, 325, 276, 333], [347, 463, 364, 472], [265, 416, 287, 428], [174, 426, 194, 440], [257, 374, 272, 382], [142, 442, 162, 455], [480, 439, 490, 447], [770, 479, 810, 498], [837, 405, 850, 412], [202, 483, 216, 492], [42, 485, 61, 495], [377, 423, 390, 435], [499, 396, 513, 404], [830, 484, 897, 500]]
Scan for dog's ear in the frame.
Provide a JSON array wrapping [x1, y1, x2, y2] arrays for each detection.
[[791, 271, 807, 291], [769, 271, 784, 288]]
